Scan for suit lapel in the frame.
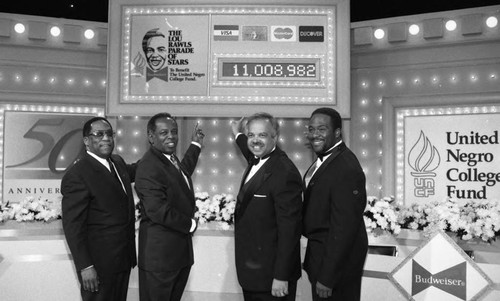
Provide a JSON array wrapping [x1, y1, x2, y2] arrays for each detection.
[[305, 143, 346, 191], [150, 148, 194, 196], [109, 156, 132, 195], [109, 155, 136, 220], [85, 154, 125, 194], [236, 148, 280, 219]]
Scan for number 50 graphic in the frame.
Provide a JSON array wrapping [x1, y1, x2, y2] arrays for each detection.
[[3, 112, 93, 179]]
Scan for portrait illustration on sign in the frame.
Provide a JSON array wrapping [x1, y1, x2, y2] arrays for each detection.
[[128, 14, 209, 96]]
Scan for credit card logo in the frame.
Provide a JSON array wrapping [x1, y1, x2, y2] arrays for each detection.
[[271, 26, 296, 42], [299, 26, 324, 42], [214, 25, 239, 41], [242, 26, 268, 41]]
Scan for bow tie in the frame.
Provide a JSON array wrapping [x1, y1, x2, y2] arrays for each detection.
[[318, 148, 334, 161], [249, 152, 271, 166], [146, 67, 169, 82]]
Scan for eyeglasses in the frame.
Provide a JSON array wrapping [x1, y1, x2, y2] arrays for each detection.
[[88, 130, 115, 139]]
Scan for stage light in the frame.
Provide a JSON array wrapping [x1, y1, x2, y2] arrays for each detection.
[[445, 20, 457, 31], [84, 29, 95, 39], [50, 26, 61, 37], [14, 23, 25, 34], [374, 28, 385, 39], [486, 16, 498, 28], [409, 24, 420, 35]]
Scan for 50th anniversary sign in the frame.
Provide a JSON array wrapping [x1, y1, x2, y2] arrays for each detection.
[[3, 111, 93, 203]]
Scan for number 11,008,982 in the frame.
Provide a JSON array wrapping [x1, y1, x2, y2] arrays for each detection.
[[221, 62, 317, 79]]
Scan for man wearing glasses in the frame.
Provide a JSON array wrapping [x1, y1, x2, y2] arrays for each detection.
[[61, 116, 137, 301]]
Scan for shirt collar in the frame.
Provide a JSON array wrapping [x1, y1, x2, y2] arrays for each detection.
[[87, 151, 111, 169]]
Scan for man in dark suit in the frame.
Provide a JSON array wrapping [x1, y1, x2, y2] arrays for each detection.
[[231, 113, 302, 301], [61, 116, 137, 301], [135, 113, 204, 301], [302, 107, 368, 300]]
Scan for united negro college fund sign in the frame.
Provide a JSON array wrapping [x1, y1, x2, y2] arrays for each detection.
[[396, 106, 500, 203]]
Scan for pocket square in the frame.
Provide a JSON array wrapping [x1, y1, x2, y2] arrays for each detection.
[[253, 194, 266, 198]]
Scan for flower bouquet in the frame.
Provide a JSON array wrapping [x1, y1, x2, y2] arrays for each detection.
[[363, 196, 401, 235], [195, 192, 235, 230], [2, 196, 61, 223]]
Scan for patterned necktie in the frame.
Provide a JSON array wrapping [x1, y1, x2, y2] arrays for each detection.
[[171, 155, 191, 188], [170, 155, 181, 173]]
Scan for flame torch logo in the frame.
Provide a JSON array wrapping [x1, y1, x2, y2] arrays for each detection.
[[408, 131, 441, 197]]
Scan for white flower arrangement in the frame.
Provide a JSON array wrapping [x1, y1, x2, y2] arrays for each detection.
[[194, 192, 235, 230], [364, 196, 402, 235], [2, 194, 498, 244], [375, 197, 500, 243], [0, 196, 61, 223], [0, 202, 10, 223]]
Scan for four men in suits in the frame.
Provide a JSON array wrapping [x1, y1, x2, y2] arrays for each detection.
[[61, 117, 137, 301], [134, 113, 204, 301], [231, 113, 303, 300], [61, 108, 368, 300], [302, 107, 368, 300]]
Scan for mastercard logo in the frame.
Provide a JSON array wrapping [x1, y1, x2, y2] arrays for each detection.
[[271, 26, 296, 41], [273, 27, 294, 39]]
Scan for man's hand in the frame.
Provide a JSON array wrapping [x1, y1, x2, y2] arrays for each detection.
[[230, 117, 245, 137], [191, 122, 205, 146], [316, 281, 332, 298], [271, 278, 289, 298], [81, 266, 99, 293]]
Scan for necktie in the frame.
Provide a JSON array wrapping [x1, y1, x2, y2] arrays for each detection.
[[107, 159, 119, 181], [170, 155, 182, 173], [171, 155, 191, 188], [318, 148, 334, 161], [249, 156, 260, 166], [248, 151, 272, 166]]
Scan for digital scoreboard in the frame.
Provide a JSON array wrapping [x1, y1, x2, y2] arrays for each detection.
[[108, 0, 350, 117]]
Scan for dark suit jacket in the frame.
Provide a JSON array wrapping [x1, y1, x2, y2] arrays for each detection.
[[135, 144, 200, 272], [61, 153, 137, 275], [235, 134, 302, 292], [302, 142, 368, 296]]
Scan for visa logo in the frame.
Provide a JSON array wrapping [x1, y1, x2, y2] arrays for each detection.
[[221, 31, 233, 35]]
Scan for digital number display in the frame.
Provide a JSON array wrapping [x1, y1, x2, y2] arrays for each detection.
[[220, 61, 319, 81]]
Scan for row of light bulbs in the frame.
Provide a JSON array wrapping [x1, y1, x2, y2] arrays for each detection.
[[12, 22, 97, 40], [372, 16, 498, 39], [359, 72, 498, 89]]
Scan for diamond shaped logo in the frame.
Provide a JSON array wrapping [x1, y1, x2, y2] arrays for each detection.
[[388, 231, 492, 301]]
